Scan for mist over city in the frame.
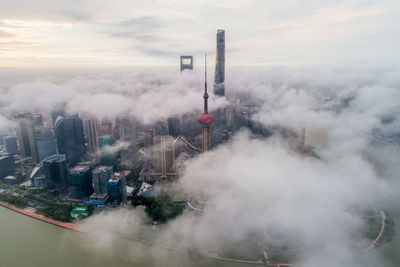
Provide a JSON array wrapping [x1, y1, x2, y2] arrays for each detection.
[[0, 1, 400, 267]]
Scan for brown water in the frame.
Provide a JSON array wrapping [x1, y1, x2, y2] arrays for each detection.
[[1, 204, 399, 267], [0, 206, 252, 267]]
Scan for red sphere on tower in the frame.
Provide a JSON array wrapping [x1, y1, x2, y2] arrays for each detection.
[[198, 113, 214, 125]]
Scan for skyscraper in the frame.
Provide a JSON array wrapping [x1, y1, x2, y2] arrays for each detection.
[[153, 135, 175, 174], [35, 126, 57, 162], [115, 116, 137, 169], [68, 165, 93, 199], [167, 117, 181, 138], [198, 56, 214, 152], [15, 113, 39, 162], [98, 119, 113, 136], [214, 29, 225, 96], [180, 55, 193, 72], [54, 114, 86, 166], [43, 154, 68, 188], [3, 136, 18, 154], [84, 118, 99, 154], [107, 172, 127, 204], [0, 152, 15, 179], [92, 166, 113, 195]]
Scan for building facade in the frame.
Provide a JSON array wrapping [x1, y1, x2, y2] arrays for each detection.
[[84, 118, 99, 154], [0, 152, 15, 179], [43, 154, 68, 188], [35, 127, 57, 162], [68, 165, 93, 199], [92, 166, 113, 195], [3, 136, 18, 154], [15, 113, 39, 162], [107, 172, 127, 204], [214, 29, 225, 97], [115, 116, 137, 169], [54, 114, 86, 166]]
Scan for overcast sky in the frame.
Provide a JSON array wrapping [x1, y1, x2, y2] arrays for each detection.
[[0, 0, 399, 68]]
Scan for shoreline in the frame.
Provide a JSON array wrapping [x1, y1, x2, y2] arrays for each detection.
[[0, 201, 87, 233]]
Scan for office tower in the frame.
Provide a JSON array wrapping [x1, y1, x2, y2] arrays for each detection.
[[92, 166, 113, 195], [35, 126, 57, 162], [15, 113, 39, 162], [107, 172, 127, 204], [180, 55, 193, 72], [98, 119, 113, 136], [84, 118, 99, 154], [32, 114, 43, 128], [153, 135, 175, 174], [43, 154, 68, 188], [54, 114, 86, 166], [214, 29, 225, 96], [51, 109, 66, 127], [115, 116, 137, 169], [98, 135, 116, 168], [0, 152, 15, 179], [139, 134, 177, 181], [198, 56, 213, 152], [98, 135, 114, 148], [68, 165, 93, 199], [167, 117, 181, 138], [3, 136, 18, 154]]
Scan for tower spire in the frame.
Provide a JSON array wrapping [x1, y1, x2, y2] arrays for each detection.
[[198, 53, 214, 152], [203, 54, 209, 114]]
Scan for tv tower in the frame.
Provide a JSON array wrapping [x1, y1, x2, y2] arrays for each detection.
[[198, 55, 213, 152]]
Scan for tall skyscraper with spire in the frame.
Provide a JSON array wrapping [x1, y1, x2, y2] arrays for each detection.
[[214, 29, 225, 96], [198, 55, 214, 152]]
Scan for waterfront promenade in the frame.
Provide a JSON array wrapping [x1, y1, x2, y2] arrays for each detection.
[[0, 201, 87, 233]]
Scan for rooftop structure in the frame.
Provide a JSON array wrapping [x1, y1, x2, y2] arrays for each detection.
[[180, 55, 193, 72]]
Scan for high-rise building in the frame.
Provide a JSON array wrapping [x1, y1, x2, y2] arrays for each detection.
[[98, 119, 113, 136], [199, 56, 214, 152], [92, 166, 113, 195], [107, 171, 127, 204], [98, 135, 116, 168], [180, 55, 193, 72], [32, 114, 43, 128], [15, 113, 39, 162], [98, 135, 114, 148], [84, 118, 99, 154], [54, 114, 86, 166], [3, 136, 18, 154], [153, 135, 175, 174], [139, 134, 177, 181], [168, 117, 181, 138], [51, 109, 66, 127], [68, 165, 93, 199], [43, 154, 68, 188], [214, 29, 225, 96], [115, 116, 137, 169], [0, 152, 15, 179], [35, 127, 57, 162]]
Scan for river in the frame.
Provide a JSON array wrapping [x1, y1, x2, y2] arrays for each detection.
[[0, 206, 254, 267]]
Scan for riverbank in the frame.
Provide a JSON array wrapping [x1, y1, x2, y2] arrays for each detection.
[[0, 201, 86, 233]]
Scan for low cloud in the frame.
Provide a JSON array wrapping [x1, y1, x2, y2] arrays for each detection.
[[74, 65, 400, 266], [100, 141, 130, 155]]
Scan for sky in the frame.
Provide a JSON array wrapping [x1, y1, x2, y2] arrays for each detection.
[[0, 0, 399, 67]]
